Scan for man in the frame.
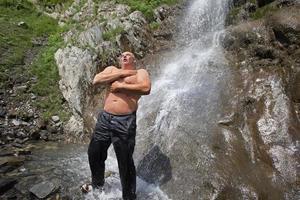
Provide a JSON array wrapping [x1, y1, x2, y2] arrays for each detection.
[[81, 51, 151, 200]]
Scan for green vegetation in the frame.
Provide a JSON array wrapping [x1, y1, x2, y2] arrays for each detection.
[[102, 26, 125, 41], [91, 0, 180, 21], [115, 0, 179, 21], [227, 6, 241, 23], [0, 0, 58, 68], [227, 0, 279, 23], [149, 21, 160, 30], [0, 0, 70, 121], [250, 3, 279, 20], [39, 0, 73, 7], [30, 30, 71, 121]]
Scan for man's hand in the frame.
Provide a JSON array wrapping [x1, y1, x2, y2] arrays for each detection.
[[110, 81, 123, 93]]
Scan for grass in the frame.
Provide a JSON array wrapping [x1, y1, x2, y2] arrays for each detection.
[[115, 0, 179, 21], [29, 30, 71, 121], [39, 0, 73, 7], [149, 21, 160, 30], [250, 3, 279, 20], [227, 0, 279, 24], [0, 0, 71, 121], [0, 0, 57, 67]]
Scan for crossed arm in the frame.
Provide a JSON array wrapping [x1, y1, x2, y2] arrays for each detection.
[[93, 66, 151, 95], [92, 66, 136, 85]]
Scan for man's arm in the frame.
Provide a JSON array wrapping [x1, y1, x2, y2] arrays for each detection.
[[111, 69, 151, 95], [92, 66, 137, 85]]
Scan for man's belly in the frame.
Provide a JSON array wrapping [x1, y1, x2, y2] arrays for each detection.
[[104, 92, 139, 115]]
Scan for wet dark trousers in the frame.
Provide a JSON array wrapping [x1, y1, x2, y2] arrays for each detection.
[[88, 110, 137, 200]]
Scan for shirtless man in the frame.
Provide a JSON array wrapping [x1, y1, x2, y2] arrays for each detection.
[[84, 52, 151, 200]]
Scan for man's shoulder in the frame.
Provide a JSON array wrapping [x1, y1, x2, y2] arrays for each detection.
[[102, 66, 118, 73], [106, 66, 118, 70]]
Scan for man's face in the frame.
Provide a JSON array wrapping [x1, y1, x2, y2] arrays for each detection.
[[120, 52, 135, 66]]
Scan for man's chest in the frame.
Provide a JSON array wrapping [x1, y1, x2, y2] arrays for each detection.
[[120, 75, 138, 84]]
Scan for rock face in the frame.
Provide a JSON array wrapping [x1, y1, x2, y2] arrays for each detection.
[[219, 2, 300, 199]]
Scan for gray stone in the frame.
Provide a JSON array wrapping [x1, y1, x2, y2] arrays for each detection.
[[12, 142, 23, 148], [17, 21, 28, 28], [31, 93, 37, 100], [15, 150, 31, 156], [29, 128, 40, 140], [129, 11, 147, 25], [0, 108, 6, 118], [115, 4, 130, 17], [0, 178, 17, 195], [11, 119, 21, 126], [0, 156, 25, 173], [218, 113, 235, 126], [40, 130, 49, 141], [51, 115, 60, 123], [29, 181, 59, 199], [154, 5, 170, 22], [63, 115, 84, 138], [47, 124, 58, 134], [106, 18, 123, 30], [55, 46, 96, 116], [78, 26, 103, 48], [16, 131, 27, 138]]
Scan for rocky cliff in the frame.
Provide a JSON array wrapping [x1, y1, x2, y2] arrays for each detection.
[[219, 0, 300, 198]]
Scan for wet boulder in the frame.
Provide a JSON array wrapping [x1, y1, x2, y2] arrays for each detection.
[[0, 178, 17, 195], [29, 181, 60, 199]]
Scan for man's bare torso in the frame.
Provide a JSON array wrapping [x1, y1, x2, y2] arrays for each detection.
[[104, 70, 141, 115]]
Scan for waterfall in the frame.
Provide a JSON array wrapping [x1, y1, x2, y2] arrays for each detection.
[[136, 0, 233, 199], [137, 0, 231, 148]]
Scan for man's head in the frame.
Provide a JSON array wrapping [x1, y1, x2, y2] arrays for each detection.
[[119, 51, 136, 69]]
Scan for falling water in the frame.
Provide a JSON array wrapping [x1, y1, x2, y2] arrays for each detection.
[[138, 0, 231, 132], [136, 0, 233, 199]]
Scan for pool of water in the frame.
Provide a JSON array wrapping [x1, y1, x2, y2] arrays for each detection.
[[19, 141, 170, 200]]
